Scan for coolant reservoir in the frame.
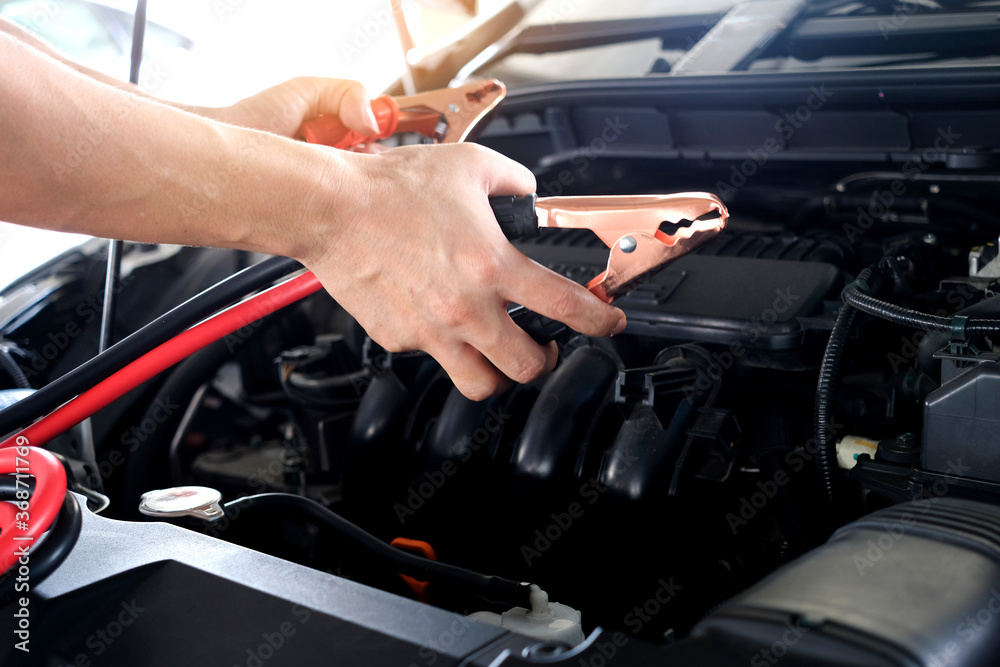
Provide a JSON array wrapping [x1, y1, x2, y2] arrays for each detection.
[[469, 585, 584, 646]]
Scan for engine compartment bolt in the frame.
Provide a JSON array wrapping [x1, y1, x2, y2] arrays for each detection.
[[619, 236, 637, 253]]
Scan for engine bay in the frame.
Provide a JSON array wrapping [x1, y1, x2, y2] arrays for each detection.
[[4, 66, 1000, 665]]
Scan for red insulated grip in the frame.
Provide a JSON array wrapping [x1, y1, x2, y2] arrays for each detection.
[[296, 95, 400, 148]]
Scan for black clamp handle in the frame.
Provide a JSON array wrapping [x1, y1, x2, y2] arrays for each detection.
[[507, 305, 568, 345], [490, 194, 539, 241], [489, 195, 567, 344]]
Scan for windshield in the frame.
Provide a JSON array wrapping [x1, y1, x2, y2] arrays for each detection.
[[466, 0, 1000, 85]]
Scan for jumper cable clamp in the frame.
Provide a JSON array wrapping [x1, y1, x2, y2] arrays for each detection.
[[297, 79, 506, 148], [490, 193, 729, 341]]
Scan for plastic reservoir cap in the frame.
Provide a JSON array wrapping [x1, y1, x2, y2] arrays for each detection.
[[469, 585, 585, 646], [139, 486, 224, 520], [836, 435, 878, 469]]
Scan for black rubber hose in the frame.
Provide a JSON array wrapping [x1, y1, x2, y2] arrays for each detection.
[[0, 474, 35, 498], [0, 492, 82, 599], [0, 348, 30, 389], [814, 267, 872, 507], [279, 368, 372, 409], [223, 493, 531, 607], [843, 277, 1000, 335], [0, 256, 302, 437]]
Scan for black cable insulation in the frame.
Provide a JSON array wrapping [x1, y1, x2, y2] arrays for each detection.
[[0, 492, 82, 598], [0, 475, 35, 498], [813, 292, 861, 507], [843, 277, 1000, 335], [0, 256, 302, 437], [223, 493, 531, 607], [0, 348, 30, 389]]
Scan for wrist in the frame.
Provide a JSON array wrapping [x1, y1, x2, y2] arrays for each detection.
[[273, 145, 366, 266]]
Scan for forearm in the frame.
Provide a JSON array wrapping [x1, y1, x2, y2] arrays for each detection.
[[0, 29, 344, 262]]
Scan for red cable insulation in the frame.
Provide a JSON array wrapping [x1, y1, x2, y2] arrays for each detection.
[[0, 446, 67, 573], [0, 271, 321, 450]]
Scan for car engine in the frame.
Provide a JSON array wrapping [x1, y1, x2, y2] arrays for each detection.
[[3, 62, 1000, 666]]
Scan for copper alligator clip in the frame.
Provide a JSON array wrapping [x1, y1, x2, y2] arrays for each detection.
[[491, 192, 728, 342], [297, 79, 506, 148], [491, 193, 729, 303]]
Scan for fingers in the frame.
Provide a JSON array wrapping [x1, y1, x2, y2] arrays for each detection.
[[463, 143, 535, 198], [466, 144, 624, 336], [429, 341, 513, 401], [336, 82, 380, 135], [482, 326, 559, 387], [309, 78, 378, 135], [502, 254, 627, 338]]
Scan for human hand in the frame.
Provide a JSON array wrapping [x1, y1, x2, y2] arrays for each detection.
[[212, 77, 379, 140], [301, 143, 627, 400]]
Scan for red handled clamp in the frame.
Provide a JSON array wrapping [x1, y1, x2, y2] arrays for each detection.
[[297, 79, 506, 148]]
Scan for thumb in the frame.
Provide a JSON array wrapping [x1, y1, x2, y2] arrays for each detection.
[[334, 82, 380, 136]]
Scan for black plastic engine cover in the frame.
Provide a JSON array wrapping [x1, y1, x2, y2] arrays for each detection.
[[691, 498, 1000, 667], [517, 238, 840, 350]]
